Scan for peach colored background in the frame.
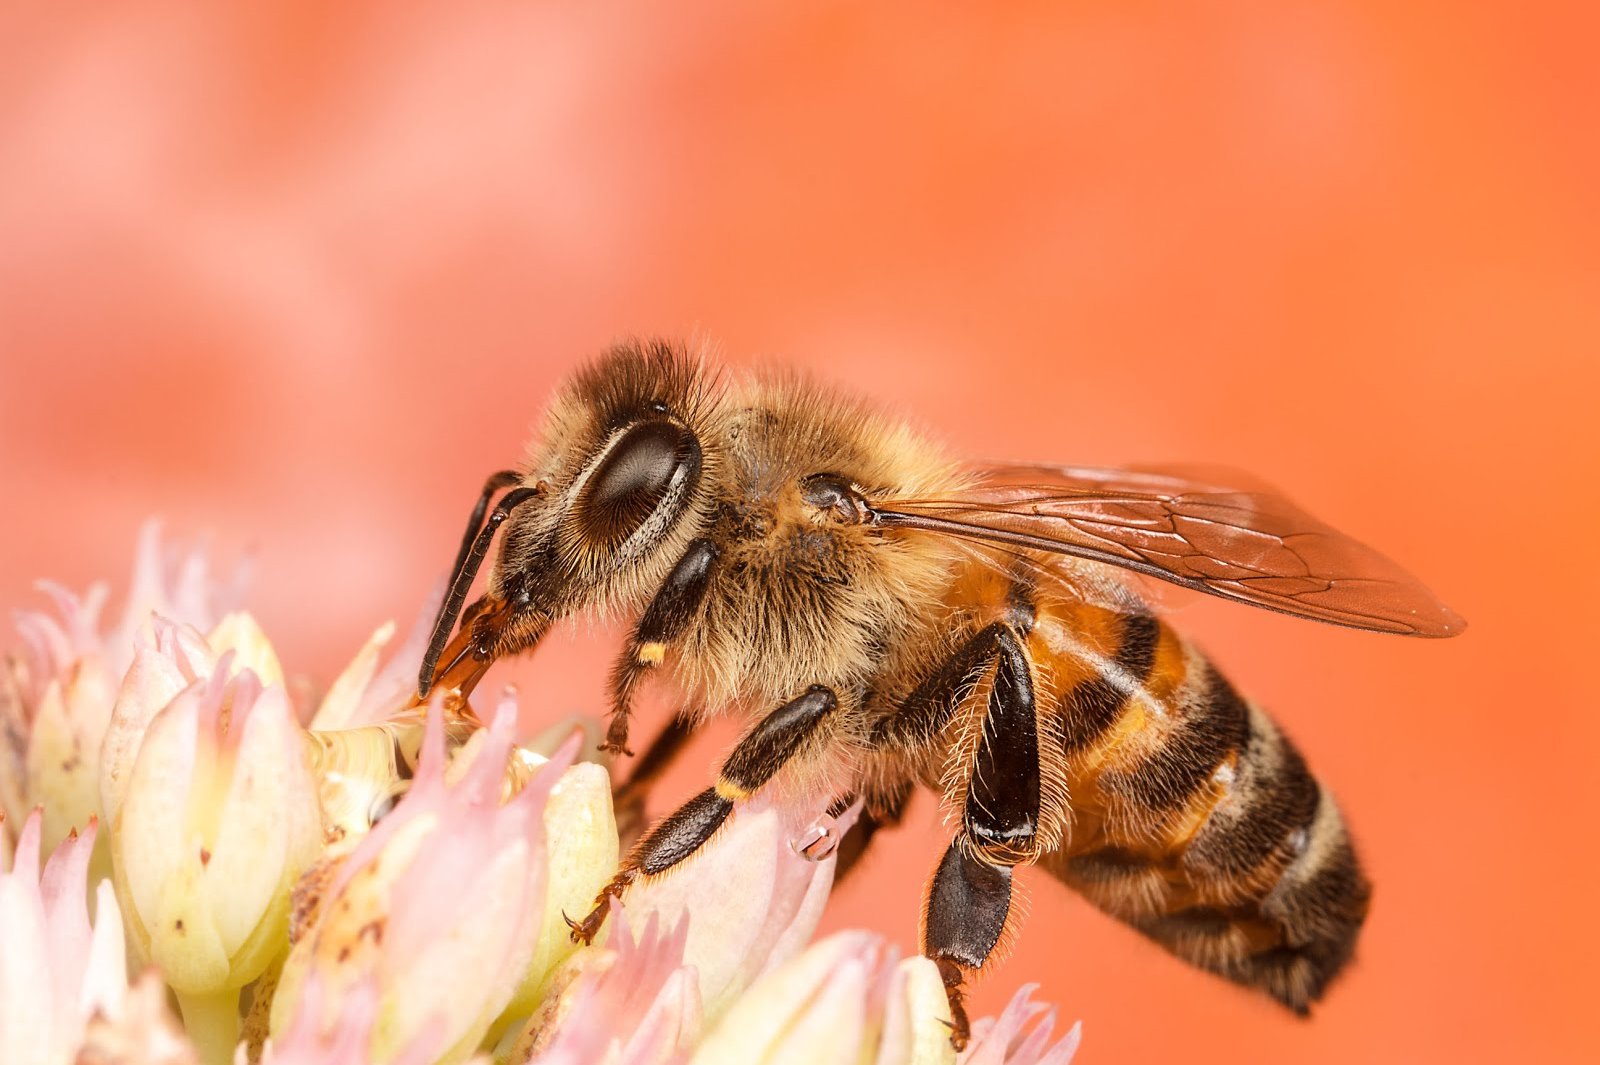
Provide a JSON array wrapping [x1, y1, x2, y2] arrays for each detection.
[[2, 4, 1595, 1062]]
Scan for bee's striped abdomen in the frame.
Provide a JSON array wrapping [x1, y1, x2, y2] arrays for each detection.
[[1034, 601, 1370, 1013]]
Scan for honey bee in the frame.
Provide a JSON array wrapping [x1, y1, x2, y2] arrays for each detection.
[[415, 340, 1463, 1046]]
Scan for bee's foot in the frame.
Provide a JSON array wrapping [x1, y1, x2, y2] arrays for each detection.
[[565, 895, 613, 946], [935, 958, 971, 1050], [941, 1013, 971, 1052]]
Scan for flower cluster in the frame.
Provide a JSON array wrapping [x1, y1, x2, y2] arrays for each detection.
[[0, 526, 1079, 1065]]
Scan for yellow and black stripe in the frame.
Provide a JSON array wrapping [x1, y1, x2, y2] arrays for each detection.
[[1033, 600, 1370, 1013]]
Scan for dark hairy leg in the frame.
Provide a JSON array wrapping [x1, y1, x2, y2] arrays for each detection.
[[885, 617, 1040, 1049], [568, 685, 839, 944], [603, 538, 719, 754]]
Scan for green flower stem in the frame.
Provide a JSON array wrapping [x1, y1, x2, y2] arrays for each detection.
[[176, 988, 242, 1065]]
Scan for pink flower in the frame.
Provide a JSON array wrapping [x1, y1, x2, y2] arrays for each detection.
[[959, 986, 1081, 1065], [2, 527, 1084, 1064], [272, 697, 576, 1065], [2, 523, 242, 862], [515, 909, 700, 1065], [253, 972, 484, 1065]]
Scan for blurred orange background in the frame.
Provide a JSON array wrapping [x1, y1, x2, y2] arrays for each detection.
[[2, 3, 1595, 1062]]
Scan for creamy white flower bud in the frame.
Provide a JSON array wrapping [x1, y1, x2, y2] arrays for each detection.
[[688, 931, 891, 1065], [22, 653, 116, 857], [111, 664, 322, 1065], [486, 756, 620, 1049], [206, 613, 285, 691]]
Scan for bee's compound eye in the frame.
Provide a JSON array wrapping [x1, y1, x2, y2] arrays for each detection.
[[579, 420, 701, 541]]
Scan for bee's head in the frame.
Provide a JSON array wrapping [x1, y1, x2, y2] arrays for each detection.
[[417, 340, 719, 699]]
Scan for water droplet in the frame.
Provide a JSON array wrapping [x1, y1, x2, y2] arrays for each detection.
[[792, 820, 838, 862]]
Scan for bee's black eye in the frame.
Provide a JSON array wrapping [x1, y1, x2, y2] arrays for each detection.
[[579, 420, 701, 542]]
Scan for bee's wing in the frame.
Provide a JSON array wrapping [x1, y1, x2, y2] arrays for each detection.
[[869, 462, 1465, 637]]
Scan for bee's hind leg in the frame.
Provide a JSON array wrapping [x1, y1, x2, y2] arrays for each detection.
[[567, 685, 840, 945], [924, 841, 1016, 1051], [920, 620, 1040, 1050]]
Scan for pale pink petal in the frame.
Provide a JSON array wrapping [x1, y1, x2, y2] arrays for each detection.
[[39, 819, 98, 1035], [168, 535, 219, 632], [33, 579, 107, 661], [0, 810, 132, 1065], [119, 520, 179, 653], [310, 622, 396, 731], [0, 812, 51, 1063], [149, 615, 217, 684], [258, 973, 462, 1065], [205, 677, 321, 958], [311, 586, 441, 732], [82, 879, 130, 1019], [13, 605, 74, 701], [100, 637, 195, 827], [619, 967, 700, 1065], [112, 521, 242, 673], [349, 587, 441, 726], [623, 797, 859, 1016], [687, 931, 886, 1065], [117, 680, 205, 938], [524, 907, 701, 1065], [959, 985, 1079, 1065], [79, 969, 198, 1065], [758, 953, 872, 1064], [277, 695, 576, 1062]]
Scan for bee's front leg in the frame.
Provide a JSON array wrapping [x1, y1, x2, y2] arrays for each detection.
[[603, 538, 720, 755], [567, 685, 839, 944]]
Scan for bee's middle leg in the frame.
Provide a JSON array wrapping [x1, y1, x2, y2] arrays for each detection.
[[828, 781, 912, 885], [567, 685, 839, 944], [612, 710, 700, 843]]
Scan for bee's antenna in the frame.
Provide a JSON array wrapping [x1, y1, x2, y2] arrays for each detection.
[[417, 476, 539, 697], [446, 470, 522, 595]]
